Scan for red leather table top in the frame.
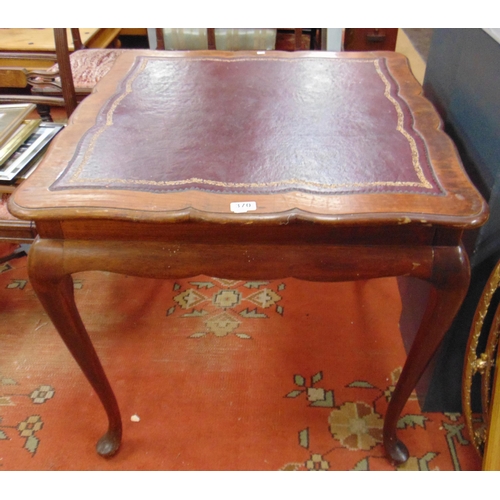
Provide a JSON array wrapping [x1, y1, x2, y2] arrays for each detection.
[[9, 51, 487, 228], [52, 54, 440, 196]]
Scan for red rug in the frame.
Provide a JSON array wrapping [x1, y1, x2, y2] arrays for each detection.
[[0, 243, 482, 470]]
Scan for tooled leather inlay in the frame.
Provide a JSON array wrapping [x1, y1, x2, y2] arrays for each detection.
[[51, 55, 443, 195]]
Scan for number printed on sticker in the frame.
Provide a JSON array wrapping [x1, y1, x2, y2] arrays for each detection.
[[230, 201, 257, 213]]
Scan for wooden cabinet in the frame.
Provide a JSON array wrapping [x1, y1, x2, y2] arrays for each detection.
[[343, 28, 398, 51]]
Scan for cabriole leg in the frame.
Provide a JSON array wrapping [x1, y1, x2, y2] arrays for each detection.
[[28, 238, 122, 457], [383, 245, 470, 463]]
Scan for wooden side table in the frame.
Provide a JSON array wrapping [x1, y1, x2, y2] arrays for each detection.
[[8, 50, 488, 464], [0, 28, 121, 69]]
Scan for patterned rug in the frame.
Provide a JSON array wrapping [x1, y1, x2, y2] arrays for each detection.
[[0, 243, 482, 470]]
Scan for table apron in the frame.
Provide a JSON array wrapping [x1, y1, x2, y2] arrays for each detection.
[[27, 238, 445, 283]]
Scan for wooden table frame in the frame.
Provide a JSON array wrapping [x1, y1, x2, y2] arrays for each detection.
[[8, 50, 488, 464]]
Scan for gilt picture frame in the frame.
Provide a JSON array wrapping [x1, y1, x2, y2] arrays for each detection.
[[0, 103, 36, 147], [0, 122, 64, 182]]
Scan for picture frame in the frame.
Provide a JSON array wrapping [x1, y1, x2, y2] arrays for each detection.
[[0, 119, 41, 165], [0, 122, 64, 182], [0, 103, 36, 147]]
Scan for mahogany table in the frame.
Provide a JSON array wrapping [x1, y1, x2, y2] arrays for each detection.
[[8, 50, 488, 464]]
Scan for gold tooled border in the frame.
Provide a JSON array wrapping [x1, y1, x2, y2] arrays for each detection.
[[63, 56, 436, 192]]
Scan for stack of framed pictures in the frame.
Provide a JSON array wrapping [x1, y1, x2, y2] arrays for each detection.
[[0, 104, 64, 191]]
